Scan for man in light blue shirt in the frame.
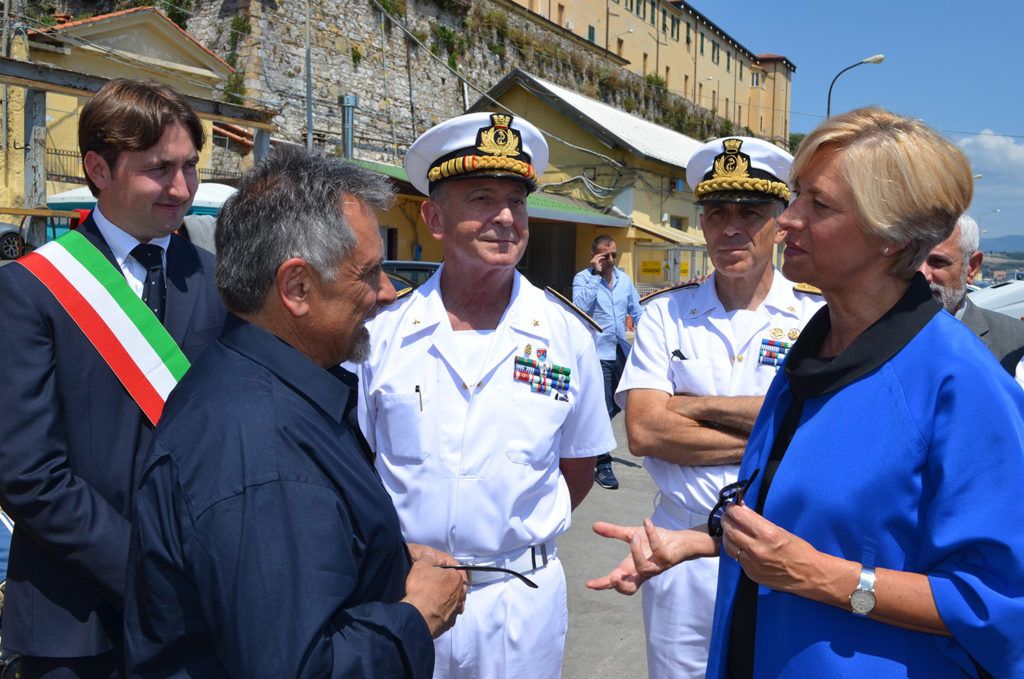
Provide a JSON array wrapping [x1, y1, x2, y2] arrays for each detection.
[[573, 235, 643, 489]]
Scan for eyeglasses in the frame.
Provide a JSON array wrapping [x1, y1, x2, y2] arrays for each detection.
[[435, 564, 539, 588], [707, 468, 760, 538]]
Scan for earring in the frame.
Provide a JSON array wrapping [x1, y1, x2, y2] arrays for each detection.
[[881, 246, 891, 256]]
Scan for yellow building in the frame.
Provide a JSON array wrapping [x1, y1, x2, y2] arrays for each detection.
[[509, 0, 795, 146], [1, 6, 245, 213]]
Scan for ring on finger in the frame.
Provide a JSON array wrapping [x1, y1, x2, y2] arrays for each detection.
[[735, 548, 744, 560]]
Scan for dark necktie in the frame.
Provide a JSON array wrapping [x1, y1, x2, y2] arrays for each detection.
[[130, 243, 166, 323]]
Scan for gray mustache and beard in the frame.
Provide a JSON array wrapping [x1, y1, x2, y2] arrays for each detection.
[[346, 325, 372, 364], [929, 264, 970, 314]]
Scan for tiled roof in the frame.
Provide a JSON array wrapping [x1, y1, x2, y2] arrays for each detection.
[[30, 6, 232, 72]]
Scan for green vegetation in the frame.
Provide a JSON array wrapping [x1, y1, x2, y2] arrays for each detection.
[[223, 15, 252, 104], [377, 0, 407, 16], [431, 23, 468, 68], [644, 73, 667, 89]]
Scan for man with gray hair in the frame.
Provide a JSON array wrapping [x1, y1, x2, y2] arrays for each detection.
[[124, 148, 466, 677], [919, 214, 1024, 383]]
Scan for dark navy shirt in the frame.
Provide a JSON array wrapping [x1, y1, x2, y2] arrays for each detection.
[[125, 316, 432, 677]]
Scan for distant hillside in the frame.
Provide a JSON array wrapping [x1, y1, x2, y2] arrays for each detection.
[[981, 235, 1024, 253]]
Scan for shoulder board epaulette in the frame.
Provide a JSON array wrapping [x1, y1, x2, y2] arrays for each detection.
[[544, 286, 603, 333], [793, 282, 823, 296], [394, 286, 414, 300], [640, 281, 699, 304]]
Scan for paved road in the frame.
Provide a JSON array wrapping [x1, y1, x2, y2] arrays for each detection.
[[560, 414, 657, 678]]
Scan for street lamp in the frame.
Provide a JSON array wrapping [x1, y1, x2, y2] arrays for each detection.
[[826, 54, 885, 117]]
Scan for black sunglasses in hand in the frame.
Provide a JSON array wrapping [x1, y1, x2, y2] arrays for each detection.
[[707, 468, 760, 538], [435, 564, 539, 589]]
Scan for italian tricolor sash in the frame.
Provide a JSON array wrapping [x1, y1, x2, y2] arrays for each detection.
[[18, 230, 190, 425]]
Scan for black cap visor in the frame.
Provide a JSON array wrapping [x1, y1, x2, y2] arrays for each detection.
[[696, 190, 785, 206]]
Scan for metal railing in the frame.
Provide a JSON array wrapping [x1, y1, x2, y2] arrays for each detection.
[[44, 148, 242, 185], [45, 148, 85, 185]]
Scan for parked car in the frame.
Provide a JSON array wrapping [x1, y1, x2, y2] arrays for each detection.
[[382, 260, 440, 287], [0, 222, 22, 260], [970, 279, 1024, 321]]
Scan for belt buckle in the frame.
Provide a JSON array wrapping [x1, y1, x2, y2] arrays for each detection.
[[530, 543, 549, 571]]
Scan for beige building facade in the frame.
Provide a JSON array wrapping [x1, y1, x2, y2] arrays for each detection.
[[1, 7, 245, 213], [510, 0, 795, 146]]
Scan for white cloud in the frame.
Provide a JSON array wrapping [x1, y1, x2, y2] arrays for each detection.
[[959, 130, 1024, 181], [958, 131, 1024, 237]]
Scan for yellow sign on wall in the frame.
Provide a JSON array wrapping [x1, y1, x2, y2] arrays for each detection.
[[640, 260, 663, 276], [679, 260, 690, 279]]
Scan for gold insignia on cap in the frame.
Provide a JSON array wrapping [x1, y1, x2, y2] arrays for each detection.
[[478, 114, 521, 157], [694, 138, 791, 202], [788, 328, 800, 340], [770, 327, 784, 340], [426, 113, 537, 188], [713, 138, 750, 179]]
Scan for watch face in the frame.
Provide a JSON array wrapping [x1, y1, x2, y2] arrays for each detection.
[[850, 588, 876, 614]]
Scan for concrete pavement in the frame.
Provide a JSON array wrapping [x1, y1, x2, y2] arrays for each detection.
[[560, 414, 657, 678]]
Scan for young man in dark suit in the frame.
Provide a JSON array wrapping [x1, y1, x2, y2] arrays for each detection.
[[0, 79, 226, 677]]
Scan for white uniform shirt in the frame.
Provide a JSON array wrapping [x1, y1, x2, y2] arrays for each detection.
[[615, 269, 824, 515], [358, 267, 615, 558]]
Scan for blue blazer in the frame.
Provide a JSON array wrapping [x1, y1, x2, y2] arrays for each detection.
[[0, 216, 226, 657]]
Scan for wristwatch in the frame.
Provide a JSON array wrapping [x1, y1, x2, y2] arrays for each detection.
[[849, 565, 877, 615]]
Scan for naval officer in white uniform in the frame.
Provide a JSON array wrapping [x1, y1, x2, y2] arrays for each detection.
[[357, 112, 615, 679], [613, 137, 824, 678]]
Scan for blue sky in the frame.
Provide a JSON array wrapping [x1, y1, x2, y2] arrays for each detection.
[[688, 0, 1022, 238]]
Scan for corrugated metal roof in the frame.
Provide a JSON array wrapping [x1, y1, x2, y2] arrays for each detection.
[[515, 72, 703, 172], [633, 222, 705, 246]]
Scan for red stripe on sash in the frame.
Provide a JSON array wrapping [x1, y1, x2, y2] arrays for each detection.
[[19, 252, 166, 424]]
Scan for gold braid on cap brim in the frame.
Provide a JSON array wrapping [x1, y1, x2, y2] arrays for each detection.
[[694, 177, 791, 202], [428, 155, 536, 185]]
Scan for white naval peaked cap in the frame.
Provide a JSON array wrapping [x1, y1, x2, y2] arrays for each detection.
[[404, 111, 549, 196], [685, 136, 793, 204]]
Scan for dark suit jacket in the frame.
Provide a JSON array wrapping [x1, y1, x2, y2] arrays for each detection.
[[0, 216, 226, 658], [960, 297, 1024, 375]]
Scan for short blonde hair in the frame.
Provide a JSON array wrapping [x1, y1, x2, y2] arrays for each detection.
[[791, 107, 973, 279]]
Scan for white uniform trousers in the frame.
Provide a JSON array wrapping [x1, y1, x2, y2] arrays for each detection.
[[642, 500, 720, 679], [433, 557, 567, 679]]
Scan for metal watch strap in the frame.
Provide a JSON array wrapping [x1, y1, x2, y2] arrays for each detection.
[[858, 566, 876, 592], [850, 565, 877, 615]]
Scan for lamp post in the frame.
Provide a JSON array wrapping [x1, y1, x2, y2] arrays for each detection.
[[826, 54, 884, 117]]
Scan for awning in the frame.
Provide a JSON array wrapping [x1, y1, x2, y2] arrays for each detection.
[[355, 159, 632, 229], [528, 193, 631, 228], [632, 222, 706, 246]]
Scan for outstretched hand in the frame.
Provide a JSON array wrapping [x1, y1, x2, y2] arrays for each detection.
[[585, 519, 717, 595]]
